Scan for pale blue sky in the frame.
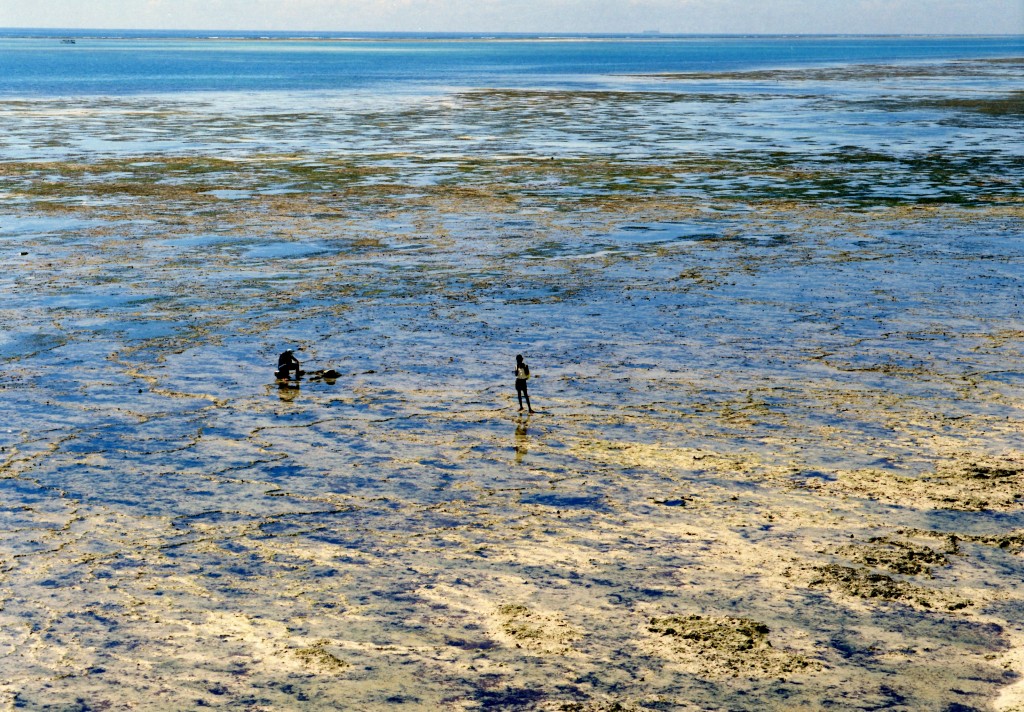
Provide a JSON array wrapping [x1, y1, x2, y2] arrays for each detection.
[[1, 0, 1021, 34]]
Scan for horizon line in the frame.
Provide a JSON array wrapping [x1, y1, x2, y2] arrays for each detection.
[[2, 27, 1023, 38]]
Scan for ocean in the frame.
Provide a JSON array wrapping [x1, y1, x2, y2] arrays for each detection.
[[0, 32, 1021, 96], [1, 33, 1021, 199], [1, 31, 1023, 710]]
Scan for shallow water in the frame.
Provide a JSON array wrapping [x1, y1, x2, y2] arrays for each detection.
[[1, 40, 1024, 710]]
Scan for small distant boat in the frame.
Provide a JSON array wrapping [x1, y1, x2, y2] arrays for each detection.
[[60, 38, 76, 44]]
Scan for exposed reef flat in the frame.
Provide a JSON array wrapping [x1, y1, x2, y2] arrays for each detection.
[[0, 58, 1023, 709]]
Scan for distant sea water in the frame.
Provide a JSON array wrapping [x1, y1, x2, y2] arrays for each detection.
[[0, 30, 1021, 96]]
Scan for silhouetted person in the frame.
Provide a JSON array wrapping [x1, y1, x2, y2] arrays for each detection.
[[515, 354, 533, 413], [277, 349, 301, 380]]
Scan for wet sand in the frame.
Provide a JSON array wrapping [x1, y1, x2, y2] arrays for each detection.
[[1, 59, 1023, 709]]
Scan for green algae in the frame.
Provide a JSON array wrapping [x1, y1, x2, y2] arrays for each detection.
[[1, 134, 1017, 210], [645, 57, 1024, 83], [933, 91, 1024, 116]]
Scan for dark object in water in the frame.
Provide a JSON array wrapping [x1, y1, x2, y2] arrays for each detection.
[[274, 347, 339, 383], [308, 369, 341, 381]]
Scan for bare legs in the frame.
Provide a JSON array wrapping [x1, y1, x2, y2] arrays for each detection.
[[516, 382, 533, 413]]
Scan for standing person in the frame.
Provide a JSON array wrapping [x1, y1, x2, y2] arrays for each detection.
[[277, 349, 301, 380], [515, 354, 534, 413]]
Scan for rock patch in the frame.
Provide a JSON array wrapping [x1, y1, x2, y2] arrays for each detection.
[[834, 535, 953, 576], [294, 640, 349, 672], [831, 453, 1024, 511], [645, 614, 818, 677], [495, 603, 580, 655], [809, 564, 971, 611]]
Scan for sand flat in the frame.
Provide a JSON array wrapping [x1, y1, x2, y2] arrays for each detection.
[[1, 57, 1023, 709]]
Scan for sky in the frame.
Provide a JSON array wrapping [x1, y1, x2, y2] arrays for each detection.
[[1, 0, 1022, 35]]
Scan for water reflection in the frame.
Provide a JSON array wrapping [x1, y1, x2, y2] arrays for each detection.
[[514, 416, 529, 465], [277, 382, 300, 402]]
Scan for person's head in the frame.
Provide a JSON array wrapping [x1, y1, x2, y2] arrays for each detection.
[[516, 354, 524, 363]]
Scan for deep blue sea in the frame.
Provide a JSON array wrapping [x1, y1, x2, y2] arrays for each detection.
[[0, 30, 1020, 96]]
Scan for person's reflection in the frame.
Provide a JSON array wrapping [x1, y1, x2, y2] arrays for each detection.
[[514, 416, 530, 465], [277, 382, 300, 402]]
